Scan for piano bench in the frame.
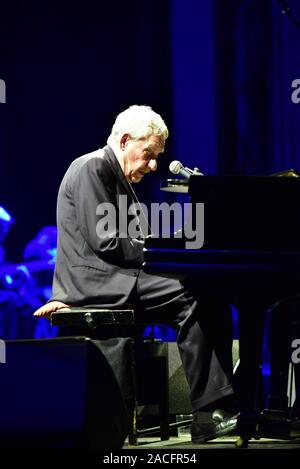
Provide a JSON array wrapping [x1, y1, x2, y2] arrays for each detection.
[[50, 306, 170, 446]]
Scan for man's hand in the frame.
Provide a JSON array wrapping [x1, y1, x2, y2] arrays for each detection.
[[33, 301, 70, 319]]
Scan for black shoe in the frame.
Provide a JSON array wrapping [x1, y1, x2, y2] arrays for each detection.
[[191, 409, 238, 443]]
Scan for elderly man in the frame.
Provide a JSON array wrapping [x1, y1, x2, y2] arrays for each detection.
[[34, 105, 237, 443]]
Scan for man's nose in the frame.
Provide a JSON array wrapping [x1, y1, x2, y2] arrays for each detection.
[[149, 159, 157, 172]]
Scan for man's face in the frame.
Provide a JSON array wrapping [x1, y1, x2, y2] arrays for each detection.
[[121, 134, 164, 183]]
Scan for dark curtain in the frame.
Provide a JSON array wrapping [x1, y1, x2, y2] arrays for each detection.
[[0, 0, 172, 260], [215, 0, 300, 175]]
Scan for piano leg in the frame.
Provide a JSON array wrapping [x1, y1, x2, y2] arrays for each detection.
[[235, 301, 266, 447], [268, 303, 291, 411]]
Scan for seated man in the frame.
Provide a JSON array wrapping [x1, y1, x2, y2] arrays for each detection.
[[34, 105, 237, 443]]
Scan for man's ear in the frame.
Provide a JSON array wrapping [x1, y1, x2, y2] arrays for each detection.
[[120, 133, 130, 150]]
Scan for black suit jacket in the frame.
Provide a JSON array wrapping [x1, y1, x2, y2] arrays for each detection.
[[51, 145, 144, 305]]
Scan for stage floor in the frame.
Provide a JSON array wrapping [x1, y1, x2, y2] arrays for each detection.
[[124, 434, 300, 449]]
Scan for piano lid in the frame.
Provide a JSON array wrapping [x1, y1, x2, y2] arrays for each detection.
[[187, 174, 300, 201], [159, 172, 300, 250], [271, 168, 300, 177], [160, 169, 300, 193]]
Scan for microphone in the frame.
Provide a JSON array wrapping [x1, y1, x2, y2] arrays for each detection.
[[169, 160, 203, 179]]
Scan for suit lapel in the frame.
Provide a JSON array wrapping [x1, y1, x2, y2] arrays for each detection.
[[102, 145, 133, 198], [102, 145, 151, 237]]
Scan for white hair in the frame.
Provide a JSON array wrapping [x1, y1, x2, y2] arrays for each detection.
[[107, 105, 169, 147]]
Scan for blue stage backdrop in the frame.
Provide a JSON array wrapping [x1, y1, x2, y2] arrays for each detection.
[[0, 0, 172, 261], [1, 0, 300, 340]]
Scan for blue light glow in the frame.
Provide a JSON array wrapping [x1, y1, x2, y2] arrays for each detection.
[[4, 274, 13, 285], [0, 206, 12, 222]]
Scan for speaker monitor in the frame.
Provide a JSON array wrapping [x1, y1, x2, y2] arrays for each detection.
[[168, 342, 192, 415], [138, 342, 192, 417], [0, 337, 129, 449], [138, 341, 240, 417]]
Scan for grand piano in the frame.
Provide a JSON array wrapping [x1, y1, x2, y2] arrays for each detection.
[[143, 172, 300, 446]]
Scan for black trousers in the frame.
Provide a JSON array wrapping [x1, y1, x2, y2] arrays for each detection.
[[130, 270, 234, 411]]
